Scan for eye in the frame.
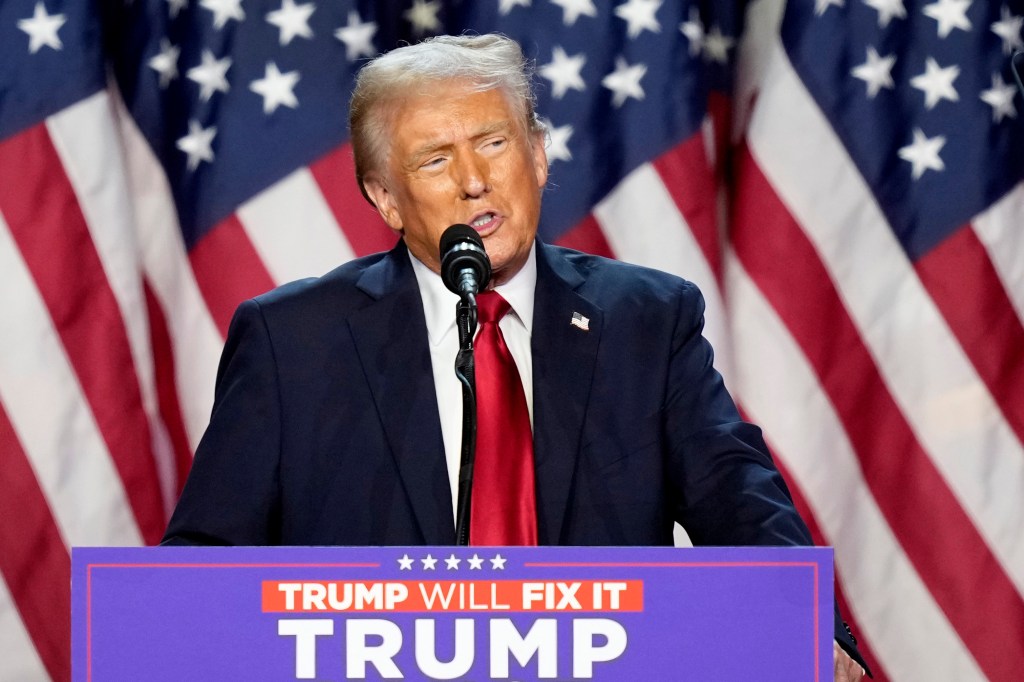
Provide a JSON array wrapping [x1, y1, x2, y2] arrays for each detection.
[[420, 156, 446, 170], [482, 137, 507, 152]]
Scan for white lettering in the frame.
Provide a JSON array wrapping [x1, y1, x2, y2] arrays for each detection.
[[346, 619, 403, 678], [414, 618, 474, 678], [522, 582, 546, 609], [419, 582, 457, 609], [490, 618, 558, 679], [302, 583, 327, 610], [572, 619, 627, 678], [278, 583, 302, 611], [278, 618, 334, 679], [602, 583, 627, 610], [555, 583, 582, 610]]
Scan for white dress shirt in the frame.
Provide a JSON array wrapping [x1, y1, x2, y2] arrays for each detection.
[[409, 244, 536, 521]]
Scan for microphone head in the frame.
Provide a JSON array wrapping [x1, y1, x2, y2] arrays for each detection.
[[439, 224, 491, 295]]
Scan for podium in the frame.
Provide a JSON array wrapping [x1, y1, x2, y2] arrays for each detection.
[[72, 545, 832, 680]]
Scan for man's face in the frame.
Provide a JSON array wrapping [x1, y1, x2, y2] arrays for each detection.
[[363, 82, 548, 286]]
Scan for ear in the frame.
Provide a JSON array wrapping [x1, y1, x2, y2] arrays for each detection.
[[531, 130, 549, 188], [362, 172, 404, 231]]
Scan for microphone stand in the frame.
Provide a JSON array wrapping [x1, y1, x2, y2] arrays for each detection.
[[453, 294, 478, 546]]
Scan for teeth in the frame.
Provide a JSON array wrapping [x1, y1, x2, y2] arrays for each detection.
[[471, 213, 494, 227]]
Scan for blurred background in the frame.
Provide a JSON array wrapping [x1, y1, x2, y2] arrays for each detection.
[[1, 0, 1022, 679]]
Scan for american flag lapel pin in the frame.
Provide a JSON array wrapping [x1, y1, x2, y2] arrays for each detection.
[[570, 312, 590, 331]]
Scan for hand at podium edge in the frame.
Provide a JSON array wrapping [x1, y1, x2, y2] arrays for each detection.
[[834, 641, 866, 681]]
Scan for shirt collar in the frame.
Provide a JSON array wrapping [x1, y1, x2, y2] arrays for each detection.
[[409, 241, 537, 347]]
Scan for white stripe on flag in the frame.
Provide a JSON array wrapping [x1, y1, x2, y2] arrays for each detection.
[[237, 167, 356, 286], [0, 210, 142, 547], [0, 578, 48, 682], [593, 163, 735, 387], [726, 255, 986, 681], [972, 182, 1024, 323], [46, 92, 177, 514], [748, 39, 1024, 594], [111, 86, 222, 450], [733, 0, 785, 145]]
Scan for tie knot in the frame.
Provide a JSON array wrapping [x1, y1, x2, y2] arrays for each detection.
[[476, 291, 511, 325]]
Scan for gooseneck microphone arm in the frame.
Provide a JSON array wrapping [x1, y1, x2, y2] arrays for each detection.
[[453, 297, 477, 547], [438, 225, 492, 546]]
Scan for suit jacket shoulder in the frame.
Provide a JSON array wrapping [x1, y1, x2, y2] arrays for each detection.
[[165, 240, 455, 546]]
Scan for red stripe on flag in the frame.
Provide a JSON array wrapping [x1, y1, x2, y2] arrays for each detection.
[[189, 214, 276, 338], [770, 453, 887, 682], [0, 403, 70, 682], [554, 213, 615, 258], [706, 92, 732, 180], [0, 124, 165, 545], [652, 135, 723, 285], [732, 146, 1024, 681], [914, 224, 1024, 446], [143, 280, 194, 495], [309, 144, 397, 257]]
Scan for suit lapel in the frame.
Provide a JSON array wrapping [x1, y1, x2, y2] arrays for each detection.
[[348, 242, 455, 544], [531, 242, 602, 544]]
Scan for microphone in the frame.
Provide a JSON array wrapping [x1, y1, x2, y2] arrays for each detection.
[[439, 224, 491, 546], [440, 224, 491, 297]]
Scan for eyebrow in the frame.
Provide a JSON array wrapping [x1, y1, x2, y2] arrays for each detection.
[[408, 120, 514, 163]]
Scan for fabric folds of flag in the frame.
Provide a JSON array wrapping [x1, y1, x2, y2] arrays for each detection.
[[0, 0, 1021, 680]]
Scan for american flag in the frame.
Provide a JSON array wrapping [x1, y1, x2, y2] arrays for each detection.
[[0, 0, 1021, 679]]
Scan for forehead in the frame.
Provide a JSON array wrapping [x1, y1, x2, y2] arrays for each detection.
[[385, 84, 522, 154]]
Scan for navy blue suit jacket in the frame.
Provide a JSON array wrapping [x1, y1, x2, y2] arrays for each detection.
[[164, 239, 866, 669]]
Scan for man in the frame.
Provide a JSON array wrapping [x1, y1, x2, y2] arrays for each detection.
[[164, 34, 867, 679]]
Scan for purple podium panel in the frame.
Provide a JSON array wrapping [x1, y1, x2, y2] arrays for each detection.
[[72, 545, 833, 681]]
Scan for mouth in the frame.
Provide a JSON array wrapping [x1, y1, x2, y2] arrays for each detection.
[[468, 211, 502, 234]]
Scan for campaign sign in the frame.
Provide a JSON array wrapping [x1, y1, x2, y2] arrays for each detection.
[[72, 545, 832, 681]]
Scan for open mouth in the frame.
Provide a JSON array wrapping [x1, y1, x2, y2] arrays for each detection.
[[469, 212, 499, 230]]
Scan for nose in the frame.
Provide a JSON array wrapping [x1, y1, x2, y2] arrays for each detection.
[[454, 149, 490, 199]]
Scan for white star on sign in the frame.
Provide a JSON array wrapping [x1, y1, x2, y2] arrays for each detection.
[[898, 128, 946, 180], [542, 118, 573, 162], [602, 56, 647, 107], [421, 554, 438, 570], [851, 46, 896, 98], [444, 554, 461, 570], [991, 6, 1024, 55], [923, 0, 972, 39], [980, 72, 1017, 123], [489, 554, 507, 570], [166, 0, 188, 19], [397, 554, 414, 570], [539, 46, 586, 99], [200, 0, 245, 30], [815, 0, 844, 16], [703, 25, 734, 64], [266, 0, 315, 46], [498, 0, 531, 15], [864, 0, 907, 28], [615, 0, 662, 39], [910, 57, 960, 109], [176, 120, 216, 171], [17, 2, 66, 54], [679, 7, 704, 57], [250, 62, 300, 114], [404, 0, 442, 36], [335, 11, 378, 60], [187, 50, 231, 102], [467, 553, 484, 570], [148, 39, 180, 88], [551, 0, 597, 27]]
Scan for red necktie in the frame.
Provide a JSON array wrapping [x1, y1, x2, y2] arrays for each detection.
[[470, 291, 538, 545]]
